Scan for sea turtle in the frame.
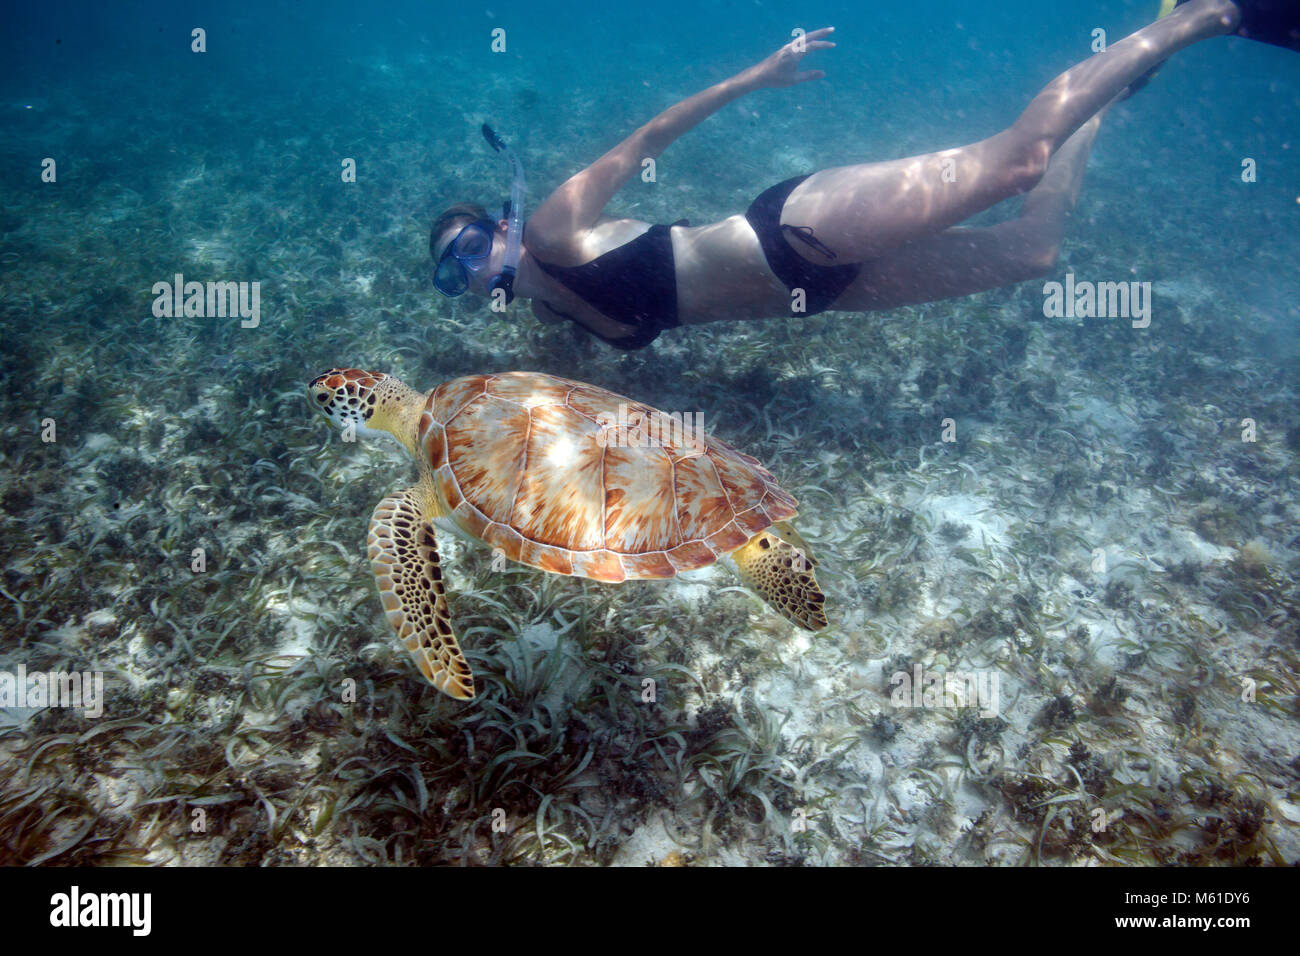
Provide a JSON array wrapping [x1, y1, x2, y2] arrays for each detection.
[[308, 368, 827, 699]]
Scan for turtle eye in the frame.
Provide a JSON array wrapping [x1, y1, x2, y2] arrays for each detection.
[[316, 392, 328, 403]]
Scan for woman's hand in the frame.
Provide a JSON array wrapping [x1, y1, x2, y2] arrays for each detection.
[[741, 27, 835, 90]]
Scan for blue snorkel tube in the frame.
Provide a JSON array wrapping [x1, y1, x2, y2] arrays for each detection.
[[481, 124, 525, 305]]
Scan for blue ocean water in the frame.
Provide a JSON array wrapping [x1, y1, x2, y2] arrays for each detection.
[[0, 0, 1297, 868]]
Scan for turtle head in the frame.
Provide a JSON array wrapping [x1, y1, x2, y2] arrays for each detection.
[[308, 368, 422, 452]]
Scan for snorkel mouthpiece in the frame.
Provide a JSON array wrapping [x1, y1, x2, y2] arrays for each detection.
[[481, 123, 525, 305]]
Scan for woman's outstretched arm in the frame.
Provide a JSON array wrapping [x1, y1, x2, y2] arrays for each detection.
[[526, 27, 835, 263]]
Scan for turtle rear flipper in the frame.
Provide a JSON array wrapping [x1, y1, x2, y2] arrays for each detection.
[[731, 531, 828, 631], [369, 489, 475, 699]]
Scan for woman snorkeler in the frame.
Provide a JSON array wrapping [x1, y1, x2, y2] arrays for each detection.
[[430, 0, 1299, 351]]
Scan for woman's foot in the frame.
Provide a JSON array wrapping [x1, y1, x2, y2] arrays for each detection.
[[1120, 0, 1250, 100]]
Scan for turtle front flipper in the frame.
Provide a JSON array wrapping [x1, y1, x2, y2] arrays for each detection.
[[731, 531, 828, 631], [368, 488, 475, 699]]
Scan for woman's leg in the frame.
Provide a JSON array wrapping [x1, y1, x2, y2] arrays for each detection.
[[782, 0, 1239, 264], [838, 110, 1105, 310]]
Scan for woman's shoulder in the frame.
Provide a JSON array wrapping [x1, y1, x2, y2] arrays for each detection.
[[527, 216, 656, 268]]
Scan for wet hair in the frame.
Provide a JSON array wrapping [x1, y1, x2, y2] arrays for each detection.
[[429, 202, 489, 261]]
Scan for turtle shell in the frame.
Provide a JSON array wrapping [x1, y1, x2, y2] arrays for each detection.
[[415, 372, 798, 583]]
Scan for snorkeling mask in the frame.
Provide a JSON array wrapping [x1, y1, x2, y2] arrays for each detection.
[[432, 219, 496, 297]]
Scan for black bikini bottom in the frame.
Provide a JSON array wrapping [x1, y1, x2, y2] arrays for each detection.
[[745, 175, 861, 315]]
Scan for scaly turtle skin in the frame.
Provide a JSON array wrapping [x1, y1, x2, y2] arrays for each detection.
[[308, 368, 827, 699]]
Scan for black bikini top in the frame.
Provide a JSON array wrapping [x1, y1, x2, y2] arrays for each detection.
[[531, 220, 687, 350]]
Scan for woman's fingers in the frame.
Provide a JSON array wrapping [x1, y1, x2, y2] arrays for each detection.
[[755, 26, 834, 87], [787, 26, 835, 57]]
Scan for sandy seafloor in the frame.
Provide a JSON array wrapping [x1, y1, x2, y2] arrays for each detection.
[[1, 34, 1298, 866]]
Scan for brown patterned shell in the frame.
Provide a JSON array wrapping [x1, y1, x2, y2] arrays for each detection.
[[415, 372, 798, 583]]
